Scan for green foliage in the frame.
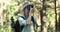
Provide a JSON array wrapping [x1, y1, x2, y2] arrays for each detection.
[[0, 0, 59, 32], [46, 8, 55, 22]]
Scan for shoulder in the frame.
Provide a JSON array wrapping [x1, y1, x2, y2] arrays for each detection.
[[18, 16, 24, 21], [32, 16, 37, 19]]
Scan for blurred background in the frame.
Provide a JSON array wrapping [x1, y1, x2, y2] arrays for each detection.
[[0, 0, 59, 32]]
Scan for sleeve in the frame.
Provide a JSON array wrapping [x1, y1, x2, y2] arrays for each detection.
[[34, 16, 40, 27], [33, 16, 37, 24], [18, 17, 26, 26], [33, 16, 38, 26]]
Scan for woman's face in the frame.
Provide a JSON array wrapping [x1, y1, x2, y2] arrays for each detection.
[[24, 8, 30, 16]]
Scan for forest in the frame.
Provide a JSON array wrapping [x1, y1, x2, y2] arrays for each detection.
[[0, 0, 60, 32]]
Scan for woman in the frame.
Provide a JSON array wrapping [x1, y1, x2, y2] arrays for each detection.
[[18, 2, 38, 32]]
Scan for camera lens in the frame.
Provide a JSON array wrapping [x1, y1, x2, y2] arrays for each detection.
[[25, 4, 34, 11]]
